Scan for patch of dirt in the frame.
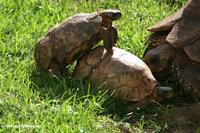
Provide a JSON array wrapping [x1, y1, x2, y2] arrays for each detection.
[[161, 102, 200, 133]]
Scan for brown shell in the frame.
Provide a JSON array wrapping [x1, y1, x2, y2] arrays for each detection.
[[183, 38, 200, 63], [73, 46, 159, 102], [34, 12, 102, 71], [167, 0, 200, 47], [147, 0, 200, 63]]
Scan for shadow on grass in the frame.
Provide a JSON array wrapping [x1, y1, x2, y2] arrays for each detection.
[[29, 68, 125, 110], [29, 68, 150, 118], [29, 68, 199, 132], [30, 69, 162, 109], [29, 69, 87, 100]]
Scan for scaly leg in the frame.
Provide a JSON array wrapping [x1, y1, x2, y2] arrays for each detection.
[[99, 27, 113, 53], [109, 25, 118, 47]]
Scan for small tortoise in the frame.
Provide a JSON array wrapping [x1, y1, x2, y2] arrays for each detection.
[[73, 46, 173, 106], [143, 0, 200, 99], [34, 9, 121, 75]]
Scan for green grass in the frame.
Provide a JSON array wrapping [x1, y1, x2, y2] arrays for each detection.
[[0, 0, 187, 132]]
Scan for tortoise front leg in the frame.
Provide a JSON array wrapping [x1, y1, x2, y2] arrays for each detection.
[[99, 27, 113, 53], [109, 25, 118, 47], [48, 59, 69, 75]]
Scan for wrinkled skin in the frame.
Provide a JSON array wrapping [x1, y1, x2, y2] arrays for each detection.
[[143, 0, 200, 100], [34, 10, 121, 75], [172, 50, 200, 99], [73, 46, 173, 106]]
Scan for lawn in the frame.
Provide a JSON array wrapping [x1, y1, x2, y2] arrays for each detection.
[[0, 0, 187, 132]]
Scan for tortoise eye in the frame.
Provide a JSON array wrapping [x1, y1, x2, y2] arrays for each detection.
[[151, 55, 159, 64], [112, 12, 121, 19]]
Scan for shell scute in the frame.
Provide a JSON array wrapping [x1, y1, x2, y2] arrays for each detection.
[[73, 47, 159, 102]]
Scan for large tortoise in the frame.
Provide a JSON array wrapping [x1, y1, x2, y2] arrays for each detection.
[[73, 46, 173, 106], [34, 10, 121, 75], [143, 0, 200, 99]]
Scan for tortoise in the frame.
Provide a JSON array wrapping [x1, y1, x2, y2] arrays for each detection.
[[143, 0, 200, 99], [34, 9, 121, 75], [72, 46, 173, 106]]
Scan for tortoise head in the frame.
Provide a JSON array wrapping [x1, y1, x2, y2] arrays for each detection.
[[135, 77, 174, 107], [98, 9, 121, 21], [136, 85, 174, 107], [143, 44, 174, 78]]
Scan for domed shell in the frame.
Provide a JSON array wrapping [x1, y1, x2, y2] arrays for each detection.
[[182, 38, 200, 63], [47, 12, 102, 62], [73, 47, 159, 102], [47, 12, 102, 44], [34, 12, 103, 71], [167, 0, 200, 47]]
